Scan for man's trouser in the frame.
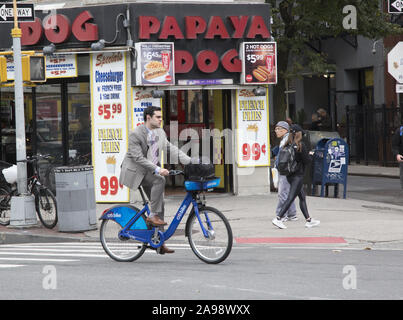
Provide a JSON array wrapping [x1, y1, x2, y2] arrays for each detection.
[[140, 171, 166, 221]]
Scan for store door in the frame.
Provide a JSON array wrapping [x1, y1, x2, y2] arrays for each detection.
[[164, 89, 232, 192]]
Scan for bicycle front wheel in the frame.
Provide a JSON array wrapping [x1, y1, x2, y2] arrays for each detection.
[[186, 206, 233, 264], [100, 218, 147, 262], [35, 187, 58, 229], [0, 187, 11, 226]]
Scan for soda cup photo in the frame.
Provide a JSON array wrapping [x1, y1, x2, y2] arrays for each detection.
[[161, 51, 171, 71], [265, 54, 274, 74]]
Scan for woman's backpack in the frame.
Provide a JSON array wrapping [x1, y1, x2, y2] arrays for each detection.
[[277, 143, 298, 176]]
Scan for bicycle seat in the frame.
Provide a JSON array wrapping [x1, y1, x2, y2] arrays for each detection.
[[184, 177, 220, 191]]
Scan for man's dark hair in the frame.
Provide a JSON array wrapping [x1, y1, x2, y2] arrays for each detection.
[[143, 106, 162, 122]]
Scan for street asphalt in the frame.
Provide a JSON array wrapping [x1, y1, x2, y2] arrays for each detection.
[[1, 164, 402, 249]]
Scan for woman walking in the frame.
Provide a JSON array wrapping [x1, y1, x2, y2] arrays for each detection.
[[272, 124, 320, 229]]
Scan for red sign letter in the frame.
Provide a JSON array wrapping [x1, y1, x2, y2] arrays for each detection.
[[159, 16, 184, 39], [196, 50, 219, 73], [185, 16, 206, 39], [72, 11, 99, 42], [175, 50, 194, 73], [229, 16, 249, 38], [139, 16, 160, 39], [43, 14, 71, 44], [205, 16, 230, 39], [221, 49, 241, 72], [20, 18, 43, 45], [247, 16, 271, 39]]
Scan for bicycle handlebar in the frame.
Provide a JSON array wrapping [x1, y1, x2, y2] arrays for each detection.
[[169, 170, 184, 176]]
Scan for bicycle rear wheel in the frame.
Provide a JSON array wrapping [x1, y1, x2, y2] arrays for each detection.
[[100, 217, 147, 262], [0, 187, 11, 226], [35, 187, 58, 229], [186, 206, 233, 264]]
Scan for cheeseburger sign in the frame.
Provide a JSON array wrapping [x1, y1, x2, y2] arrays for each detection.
[[138, 15, 271, 74]]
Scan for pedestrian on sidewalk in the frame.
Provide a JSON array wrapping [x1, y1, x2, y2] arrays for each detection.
[[392, 125, 403, 190], [272, 121, 298, 222], [272, 124, 320, 229]]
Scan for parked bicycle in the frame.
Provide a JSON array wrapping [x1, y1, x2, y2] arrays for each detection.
[[99, 170, 233, 264], [0, 155, 58, 228]]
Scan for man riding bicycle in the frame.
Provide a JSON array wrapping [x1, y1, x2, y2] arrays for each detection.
[[119, 106, 191, 254]]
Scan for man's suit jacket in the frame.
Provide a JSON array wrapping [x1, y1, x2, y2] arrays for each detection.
[[119, 124, 191, 190]]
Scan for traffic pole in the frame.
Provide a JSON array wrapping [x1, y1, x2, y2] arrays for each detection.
[[9, 0, 37, 227]]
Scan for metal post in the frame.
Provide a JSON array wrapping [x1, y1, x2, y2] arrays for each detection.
[[10, 0, 37, 227]]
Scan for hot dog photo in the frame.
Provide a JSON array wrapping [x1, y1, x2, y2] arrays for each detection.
[[241, 42, 277, 85]]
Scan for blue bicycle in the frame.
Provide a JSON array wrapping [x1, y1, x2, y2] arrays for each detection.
[[99, 170, 233, 264]]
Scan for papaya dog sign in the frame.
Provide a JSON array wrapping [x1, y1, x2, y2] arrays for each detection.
[[240, 42, 277, 85]]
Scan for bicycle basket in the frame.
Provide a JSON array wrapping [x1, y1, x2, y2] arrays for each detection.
[[184, 162, 215, 181]]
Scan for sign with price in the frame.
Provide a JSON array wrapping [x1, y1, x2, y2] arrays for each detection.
[[236, 88, 270, 167], [6, 54, 78, 80], [131, 88, 162, 129], [240, 42, 277, 85], [91, 51, 129, 202], [135, 42, 175, 86], [46, 54, 77, 79]]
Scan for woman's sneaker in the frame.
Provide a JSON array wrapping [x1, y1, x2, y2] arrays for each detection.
[[283, 215, 298, 222], [272, 217, 287, 229], [305, 218, 320, 228]]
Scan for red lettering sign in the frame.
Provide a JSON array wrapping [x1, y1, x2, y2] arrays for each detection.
[[72, 11, 99, 41], [175, 50, 194, 73], [20, 10, 99, 45], [196, 50, 219, 73], [20, 18, 43, 46], [139, 16, 160, 39], [43, 14, 71, 44], [205, 16, 230, 39], [185, 16, 206, 39], [159, 16, 184, 39], [246, 16, 270, 39]]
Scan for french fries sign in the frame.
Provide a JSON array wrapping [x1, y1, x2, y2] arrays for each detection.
[[240, 42, 277, 85]]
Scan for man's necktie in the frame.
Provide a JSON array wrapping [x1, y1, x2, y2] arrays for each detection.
[[150, 131, 159, 165]]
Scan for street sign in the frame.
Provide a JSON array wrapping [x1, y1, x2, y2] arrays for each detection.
[[0, 3, 34, 22], [388, 42, 403, 83], [389, 0, 403, 13]]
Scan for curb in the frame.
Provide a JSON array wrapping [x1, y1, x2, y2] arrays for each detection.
[[0, 231, 87, 244]]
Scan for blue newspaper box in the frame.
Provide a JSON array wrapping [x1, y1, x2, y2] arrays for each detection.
[[312, 138, 349, 198]]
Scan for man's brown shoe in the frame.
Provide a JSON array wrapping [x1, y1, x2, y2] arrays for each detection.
[[146, 216, 167, 226], [159, 245, 175, 254]]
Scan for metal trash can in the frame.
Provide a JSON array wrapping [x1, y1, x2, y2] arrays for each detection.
[[312, 138, 349, 199], [54, 165, 97, 232]]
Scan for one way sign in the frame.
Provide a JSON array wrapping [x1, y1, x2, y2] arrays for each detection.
[[0, 2, 35, 22], [389, 0, 403, 13]]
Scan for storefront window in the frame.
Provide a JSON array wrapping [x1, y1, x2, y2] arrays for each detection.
[[68, 82, 91, 165]]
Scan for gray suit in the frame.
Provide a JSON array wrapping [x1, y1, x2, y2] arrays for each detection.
[[119, 124, 190, 216]]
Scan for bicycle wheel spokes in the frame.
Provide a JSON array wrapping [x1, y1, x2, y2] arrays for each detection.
[[100, 219, 146, 262], [0, 188, 11, 226], [187, 207, 232, 264], [36, 187, 58, 229]]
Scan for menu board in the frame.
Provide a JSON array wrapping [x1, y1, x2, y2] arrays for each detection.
[[240, 42, 277, 85], [236, 88, 270, 167], [46, 54, 77, 78], [135, 42, 175, 86], [90, 52, 129, 202]]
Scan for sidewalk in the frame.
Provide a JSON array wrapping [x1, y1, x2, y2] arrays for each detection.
[[1, 164, 402, 247], [2, 190, 403, 248]]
